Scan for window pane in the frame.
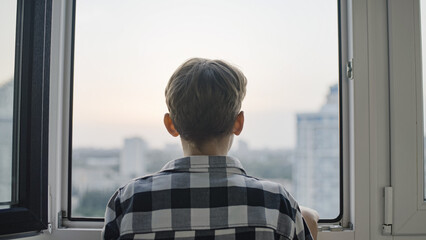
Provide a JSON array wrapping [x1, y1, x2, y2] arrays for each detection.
[[0, 0, 17, 207], [72, 0, 340, 219], [422, 0, 426, 201]]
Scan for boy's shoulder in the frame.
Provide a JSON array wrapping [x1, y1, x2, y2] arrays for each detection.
[[243, 174, 299, 208], [113, 171, 166, 201]]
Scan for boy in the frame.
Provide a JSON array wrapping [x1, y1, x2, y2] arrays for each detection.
[[103, 58, 317, 240]]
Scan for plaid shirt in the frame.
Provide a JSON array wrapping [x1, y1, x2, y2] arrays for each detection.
[[102, 156, 313, 240]]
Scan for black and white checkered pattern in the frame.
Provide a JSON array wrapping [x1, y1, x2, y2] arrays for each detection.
[[103, 156, 313, 240]]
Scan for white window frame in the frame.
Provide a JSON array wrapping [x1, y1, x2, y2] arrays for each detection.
[[388, 0, 426, 235]]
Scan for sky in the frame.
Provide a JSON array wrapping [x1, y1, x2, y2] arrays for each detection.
[[71, 0, 339, 149], [0, 0, 339, 150], [4, 1, 424, 149]]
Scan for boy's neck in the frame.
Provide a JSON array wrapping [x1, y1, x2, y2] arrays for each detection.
[[181, 135, 234, 156]]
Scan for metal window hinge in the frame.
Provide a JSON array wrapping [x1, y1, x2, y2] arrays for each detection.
[[346, 59, 354, 80], [382, 187, 393, 235]]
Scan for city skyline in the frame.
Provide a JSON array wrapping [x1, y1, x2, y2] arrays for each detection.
[[69, 84, 340, 219]]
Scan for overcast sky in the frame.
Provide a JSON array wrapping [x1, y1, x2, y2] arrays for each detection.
[[70, 0, 339, 150], [1, 0, 342, 149]]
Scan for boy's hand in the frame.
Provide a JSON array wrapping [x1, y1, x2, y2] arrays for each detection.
[[300, 206, 319, 240]]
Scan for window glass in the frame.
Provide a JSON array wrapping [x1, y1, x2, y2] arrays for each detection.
[[0, 0, 17, 207], [422, 0, 426, 201], [72, 0, 340, 219]]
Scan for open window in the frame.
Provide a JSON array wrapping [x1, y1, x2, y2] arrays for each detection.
[[0, 0, 51, 237], [67, 0, 345, 226]]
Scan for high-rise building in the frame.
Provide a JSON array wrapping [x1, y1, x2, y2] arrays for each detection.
[[293, 84, 339, 219], [120, 137, 147, 178]]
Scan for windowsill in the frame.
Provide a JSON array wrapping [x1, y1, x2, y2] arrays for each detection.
[[318, 230, 355, 240], [22, 227, 355, 240], [0, 205, 11, 210]]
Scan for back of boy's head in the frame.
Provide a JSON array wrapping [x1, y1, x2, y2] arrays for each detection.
[[165, 58, 247, 145]]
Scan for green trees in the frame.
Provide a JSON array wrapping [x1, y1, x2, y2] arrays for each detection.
[[74, 189, 116, 218]]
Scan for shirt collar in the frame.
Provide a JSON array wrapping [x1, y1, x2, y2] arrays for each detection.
[[160, 155, 246, 175]]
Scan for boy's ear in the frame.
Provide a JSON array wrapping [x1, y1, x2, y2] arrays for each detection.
[[233, 111, 244, 136], [164, 113, 179, 137]]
